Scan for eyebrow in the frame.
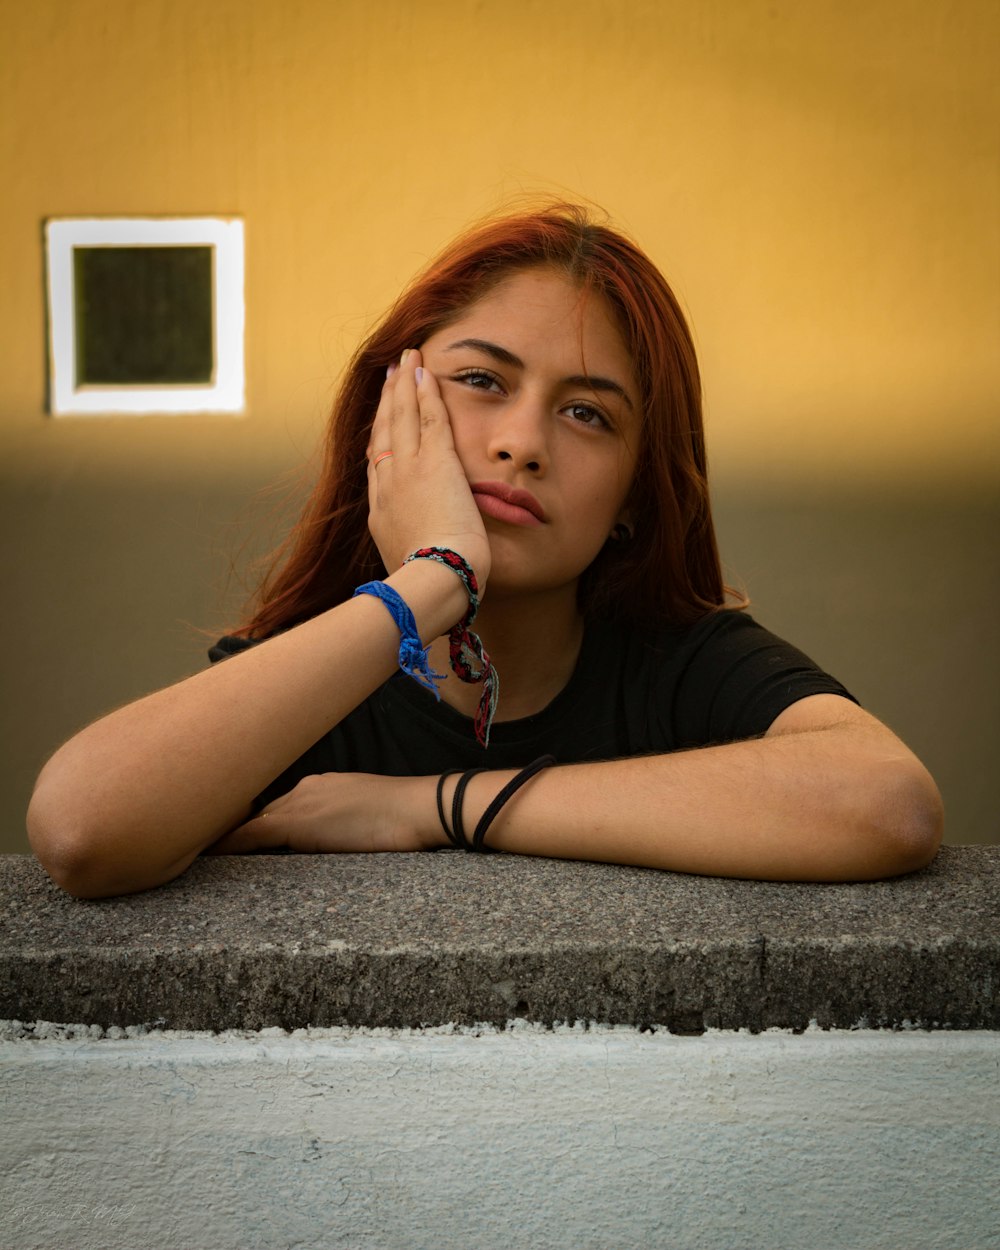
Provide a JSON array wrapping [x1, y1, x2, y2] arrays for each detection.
[[444, 338, 634, 410]]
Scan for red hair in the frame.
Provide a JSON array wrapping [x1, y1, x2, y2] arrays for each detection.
[[237, 203, 738, 639]]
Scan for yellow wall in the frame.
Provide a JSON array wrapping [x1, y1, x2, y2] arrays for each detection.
[[2, 0, 998, 852], [4, 0, 997, 486]]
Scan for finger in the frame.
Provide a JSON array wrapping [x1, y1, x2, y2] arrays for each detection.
[[388, 349, 423, 457], [366, 364, 399, 461], [412, 364, 458, 450], [366, 398, 396, 516], [366, 448, 380, 519]]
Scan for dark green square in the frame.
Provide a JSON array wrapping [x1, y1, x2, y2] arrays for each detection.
[[73, 245, 214, 385]]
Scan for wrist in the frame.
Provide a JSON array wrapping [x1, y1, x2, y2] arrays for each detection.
[[384, 559, 471, 643], [372, 544, 498, 749], [434, 758, 555, 853], [411, 776, 450, 851]]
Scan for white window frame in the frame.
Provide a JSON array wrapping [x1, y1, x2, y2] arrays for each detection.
[[45, 217, 245, 415]]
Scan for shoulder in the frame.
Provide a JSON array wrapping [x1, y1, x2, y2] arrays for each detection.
[[629, 607, 846, 673], [593, 608, 857, 747]]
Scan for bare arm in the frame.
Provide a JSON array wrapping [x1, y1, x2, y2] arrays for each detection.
[[28, 352, 486, 898], [220, 695, 942, 882], [462, 696, 943, 880], [27, 563, 465, 897]]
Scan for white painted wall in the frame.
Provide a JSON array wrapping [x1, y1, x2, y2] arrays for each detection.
[[2, 1024, 998, 1250]]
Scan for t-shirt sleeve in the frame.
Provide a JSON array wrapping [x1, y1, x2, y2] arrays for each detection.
[[208, 634, 259, 664], [664, 611, 858, 748]]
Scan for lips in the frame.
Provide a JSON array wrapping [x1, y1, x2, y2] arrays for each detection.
[[470, 480, 546, 527]]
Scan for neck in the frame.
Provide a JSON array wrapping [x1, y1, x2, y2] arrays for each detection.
[[429, 585, 584, 724]]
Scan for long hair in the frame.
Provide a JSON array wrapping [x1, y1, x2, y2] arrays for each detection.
[[237, 204, 736, 639]]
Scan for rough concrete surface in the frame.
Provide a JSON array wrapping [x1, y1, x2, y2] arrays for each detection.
[[2, 846, 998, 1031]]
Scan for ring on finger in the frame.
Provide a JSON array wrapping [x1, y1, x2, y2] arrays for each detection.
[[373, 451, 394, 468]]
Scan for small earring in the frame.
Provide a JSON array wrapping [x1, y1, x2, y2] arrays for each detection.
[[611, 523, 633, 542]]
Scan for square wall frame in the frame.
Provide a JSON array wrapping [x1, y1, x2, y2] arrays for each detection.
[[45, 217, 245, 415]]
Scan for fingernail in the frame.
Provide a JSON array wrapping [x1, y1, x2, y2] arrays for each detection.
[[400, 349, 411, 364], [386, 362, 397, 379], [415, 367, 424, 384]]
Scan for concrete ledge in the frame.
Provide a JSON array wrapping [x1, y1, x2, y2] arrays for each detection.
[[2, 846, 998, 1032]]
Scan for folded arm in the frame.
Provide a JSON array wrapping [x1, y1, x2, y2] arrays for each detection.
[[26, 560, 468, 899], [218, 695, 943, 882], [473, 696, 943, 880], [27, 351, 489, 899]]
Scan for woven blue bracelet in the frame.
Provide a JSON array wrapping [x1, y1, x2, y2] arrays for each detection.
[[353, 581, 445, 698]]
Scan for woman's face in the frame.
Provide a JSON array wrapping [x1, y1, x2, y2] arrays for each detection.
[[420, 267, 641, 601]]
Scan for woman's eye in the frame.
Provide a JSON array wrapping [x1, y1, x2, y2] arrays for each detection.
[[455, 368, 503, 393], [565, 402, 609, 430]]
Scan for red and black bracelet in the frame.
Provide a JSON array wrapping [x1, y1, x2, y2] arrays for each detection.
[[404, 546, 499, 747]]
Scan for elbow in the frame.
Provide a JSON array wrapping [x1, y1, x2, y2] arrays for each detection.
[[27, 788, 109, 899], [865, 757, 944, 878], [26, 748, 103, 896], [28, 776, 200, 899], [29, 831, 100, 900], [27, 767, 139, 899]]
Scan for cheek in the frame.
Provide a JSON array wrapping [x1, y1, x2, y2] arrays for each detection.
[[572, 485, 627, 550], [589, 452, 636, 517], [612, 450, 639, 517]]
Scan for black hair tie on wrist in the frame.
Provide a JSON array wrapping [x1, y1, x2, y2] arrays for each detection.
[[472, 755, 555, 852], [452, 767, 487, 850], [436, 756, 556, 853], [435, 770, 464, 849]]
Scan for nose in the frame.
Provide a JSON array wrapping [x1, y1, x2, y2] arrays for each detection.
[[486, 393, 548, 474]]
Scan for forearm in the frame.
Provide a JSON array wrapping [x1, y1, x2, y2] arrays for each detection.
[[439, 722, 943, 882], [27, 560, 468, 897]]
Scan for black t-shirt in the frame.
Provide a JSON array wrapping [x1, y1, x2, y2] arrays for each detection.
[[209, 611, 856, 813]]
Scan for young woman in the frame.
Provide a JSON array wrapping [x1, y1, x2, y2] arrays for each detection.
[[28, 205, 943, 897]]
